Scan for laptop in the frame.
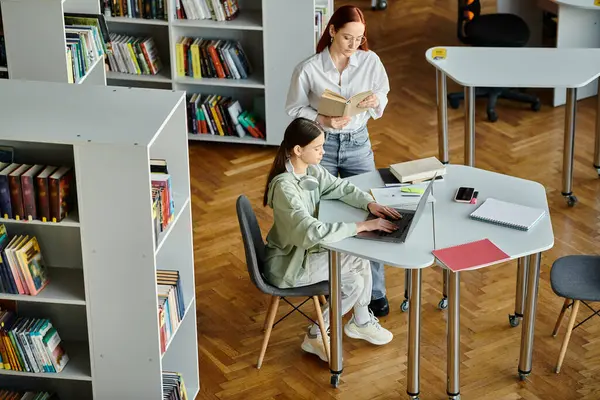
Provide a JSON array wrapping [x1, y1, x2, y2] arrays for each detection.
[[355, 173, 436, 243]]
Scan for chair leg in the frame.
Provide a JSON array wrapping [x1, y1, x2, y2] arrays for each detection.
[[257, 296, 280, 369], [312, 296, 330, 363], [319, 295, 327, 306], [555, 299, 580, 374], [262, 296, 277, 332], [552, 298, 571, 337]]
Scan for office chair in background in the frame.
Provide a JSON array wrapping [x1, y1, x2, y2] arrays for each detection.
[[447, 0, 541, 122]]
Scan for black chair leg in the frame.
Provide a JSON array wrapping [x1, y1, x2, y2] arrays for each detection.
[[499, 90, 542, 111], [487, 88, 502, 122], [447, 88, 489, 110]]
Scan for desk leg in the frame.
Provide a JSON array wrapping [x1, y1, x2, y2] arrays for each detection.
[[509, 257, 529, 328], [437, 69, 449, 164], [594, 79, 600, 177], [447, 270, 460, 400], [562, 87, 578, 207], [407, 268, 422, 400], [518, 252, 542, 381], [465, 86, 475, 167], [328, 250, 343, 387]]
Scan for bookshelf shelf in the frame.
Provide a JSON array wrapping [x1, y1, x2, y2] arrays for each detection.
[[0, 67, 6, 72], [171, 10, 263, 30], [105, 16, 168, 26], [0, 79, 199, 400], [175, 74, 265, 89], [0, 341, 91, 381], [188, 133, 265, 144], [107, 70, 172, 83], [0, 211, 80, 228], [0, 267, 85, 306]]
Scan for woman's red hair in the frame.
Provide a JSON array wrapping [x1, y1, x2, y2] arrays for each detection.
[[316, 5, 369, 53]]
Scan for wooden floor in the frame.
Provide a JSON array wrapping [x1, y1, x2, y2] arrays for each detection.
[[191, 1, 600, 399]]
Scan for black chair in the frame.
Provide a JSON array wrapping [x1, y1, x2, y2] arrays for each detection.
[[235, 195, 330, 368], [550, 255, 600, 373], [447, 0, 541, 122]]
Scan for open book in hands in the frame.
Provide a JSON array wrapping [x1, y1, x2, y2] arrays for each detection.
[[317, 89, 373, 117]]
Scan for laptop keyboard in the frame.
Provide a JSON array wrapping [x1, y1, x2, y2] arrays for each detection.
[[377, 212, 414, 238]]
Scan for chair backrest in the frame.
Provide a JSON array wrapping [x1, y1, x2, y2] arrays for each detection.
[[457, 0, 481, 43], [236, 195, 272, 295]]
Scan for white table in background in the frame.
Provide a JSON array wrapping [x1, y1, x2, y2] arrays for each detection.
[[318, 171, 435, 399], [425, 46, 600, 207], [432, 165, 554, 399], [498, 0, 600, 106]]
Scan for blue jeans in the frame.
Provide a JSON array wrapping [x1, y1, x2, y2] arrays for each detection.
[[320, 126, 386, 301]]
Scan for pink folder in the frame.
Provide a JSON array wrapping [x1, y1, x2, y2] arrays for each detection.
[[432, 238, 510, 272]]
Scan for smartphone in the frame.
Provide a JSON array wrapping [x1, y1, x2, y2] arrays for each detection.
[[454, 187, 475, 203]]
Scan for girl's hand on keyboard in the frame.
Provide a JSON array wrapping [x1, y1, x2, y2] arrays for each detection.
[[357, 218, 399, 233], [367, 202, 402, 220]]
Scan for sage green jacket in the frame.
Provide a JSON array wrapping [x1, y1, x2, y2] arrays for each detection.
[[264, 164, 373, 288]]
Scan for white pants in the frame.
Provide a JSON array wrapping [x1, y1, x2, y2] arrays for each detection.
[[296, 251, 372, 329]]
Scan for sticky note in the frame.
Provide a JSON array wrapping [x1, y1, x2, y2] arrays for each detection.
[[401, 187, 425, 194], [432, 48, 447, 60]]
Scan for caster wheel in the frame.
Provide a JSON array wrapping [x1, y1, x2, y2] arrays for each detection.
[[448, 97, 460, 109], [438, 298, 448, 310], [508, 314, 520, 327], [377, 0, 388, 10], [330, 374, 340, 388], [401, 299, 409, 312], [518, 373, 528, 381], [449, 396, 461, 400], [487, 109, 498, 122], [531, 101, 541, 112], [566, 194, 578, 207]]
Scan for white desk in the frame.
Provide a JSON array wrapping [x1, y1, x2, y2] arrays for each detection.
[[318, 171, 435, 399], [498, 0, 600, 106], [432, 165, 554, 399], [426, 46, 600, 207]]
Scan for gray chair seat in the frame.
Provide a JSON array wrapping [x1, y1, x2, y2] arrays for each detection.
[[268, 280, 329, 298], [551, 255, 600, 302]]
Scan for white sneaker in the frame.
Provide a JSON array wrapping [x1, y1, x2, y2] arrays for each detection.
[[300, 332, 330, 362], [344, 312, 393, 345]]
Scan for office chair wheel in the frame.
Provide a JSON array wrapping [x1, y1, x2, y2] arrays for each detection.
[[531, 100, 541, 112], [487, 109, 498, 123], [438, 297, 448, 310], [448, 97, 461, 109], [330, 374, 340, 388], [518, 372, 528, 381], [448, 395, 461, 400], [400, 299, 409, 312], [508, 314, 520, 327], [565, 194, 578, 207], [372, 0, 387, 10]]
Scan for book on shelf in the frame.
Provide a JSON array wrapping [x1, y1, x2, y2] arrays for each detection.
[[0, 163, 75, 223], [100, 0, 167, 20], [0, 224, 50, 296], [151, 159, 174, 243], [107, 33, 162, 76], [317, 89, 373, 118], [175, 0, 239, 21], [0, 390, 58, 399], [162, 370, 189, 400], [176, 37, 252, 80], [0, 309, 69, 374], [314, 5, 329, 45], [63, 15, 110, 83], [186, 93, 265, 139], [157, 270, 185, 355]]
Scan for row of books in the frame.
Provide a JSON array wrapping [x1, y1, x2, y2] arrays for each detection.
[[100, 0, 166, 20], [175, 37, 252, 80], [107, 33, 162, 76], [64, 14, 110, 84], [0, 391, 58, 400], [0, 10, 6, 68], [0, 225, 49, 296], [157, 270, 185, 355], [315, 6, 330, 47], [0, 163, 74, 223], [151, 159, 174, 244], [163, 371, 189, 400], [186, 93, 265, 139], [0, 310, 69, 374], [175, 0, 239, 21]]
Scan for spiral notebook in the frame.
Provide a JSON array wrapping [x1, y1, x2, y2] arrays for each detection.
[[469, 198, 546, 231], [433, 238, 510, 272]]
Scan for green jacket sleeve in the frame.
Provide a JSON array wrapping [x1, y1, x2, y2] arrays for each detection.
[[271, 181, 358, 249], [316, 165, 374, 210]]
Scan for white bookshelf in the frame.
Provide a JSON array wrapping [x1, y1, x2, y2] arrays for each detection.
[[104, 0, 334, 146], [0, 78, 199, 400], [0, 0, 107, 85]]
